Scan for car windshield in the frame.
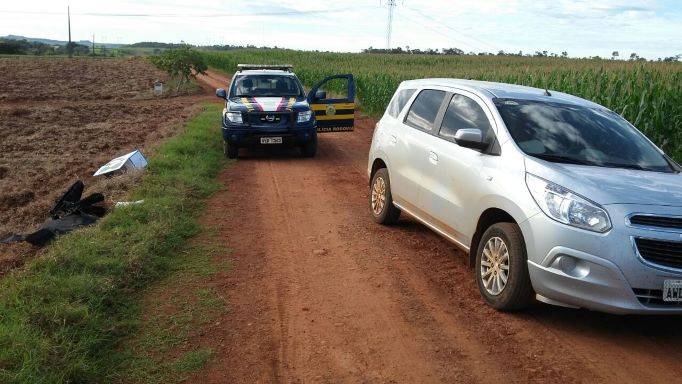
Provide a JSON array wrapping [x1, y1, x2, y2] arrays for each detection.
[[494, 98, 674, 173], [231, 75, 303, 97]]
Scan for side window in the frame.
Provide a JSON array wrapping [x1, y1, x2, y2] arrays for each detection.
[[439, 94, 493, 140], [404, 90, 446, 132], [387, 88, 416, 118]]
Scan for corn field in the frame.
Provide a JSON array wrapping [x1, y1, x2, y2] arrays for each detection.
[[202, 49, 682, 160]]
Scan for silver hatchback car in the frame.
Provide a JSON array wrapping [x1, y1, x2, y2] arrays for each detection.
[[368, 78, 682, 314]]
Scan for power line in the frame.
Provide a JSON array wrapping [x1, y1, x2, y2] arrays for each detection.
[[0, 6, 372, 18], [395, 10, 481, 52], [403, 5, 500, 52]]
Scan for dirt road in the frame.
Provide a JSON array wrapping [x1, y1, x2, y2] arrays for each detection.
[[189, 71, 682, 383]]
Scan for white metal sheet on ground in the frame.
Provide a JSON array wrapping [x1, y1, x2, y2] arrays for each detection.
[[93, 150, 148, 176]]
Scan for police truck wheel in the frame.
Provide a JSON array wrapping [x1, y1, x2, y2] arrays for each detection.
[[475, 223, 533, 311], [301, 136, 317, 158], [370, 168, 400, 225], [224, 141, 238, 159]]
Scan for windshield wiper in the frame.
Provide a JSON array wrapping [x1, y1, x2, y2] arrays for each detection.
[[599, 162, 661, 172], [530, 153, 597, 166]]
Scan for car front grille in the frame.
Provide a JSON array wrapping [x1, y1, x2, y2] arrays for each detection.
[[630, 215, 682, 230], [635, 238, 682, 269], [633, 288, 682, 306], [246, 111, 292, 128]]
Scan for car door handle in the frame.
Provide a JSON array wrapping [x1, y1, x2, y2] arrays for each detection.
[[429, 151, 438, 165], [389, 135, 397, 144]]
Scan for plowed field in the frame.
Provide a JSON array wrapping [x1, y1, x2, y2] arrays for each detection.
[[0, 57, 205, 272]]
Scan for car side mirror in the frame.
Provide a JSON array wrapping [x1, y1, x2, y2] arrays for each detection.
[[315, 90, 327, 100], [454, 128, 489, 150], [216, 88, 227, 99]]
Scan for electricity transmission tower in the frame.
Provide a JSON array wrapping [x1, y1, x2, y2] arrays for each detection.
[[383, 0, 399, 49]]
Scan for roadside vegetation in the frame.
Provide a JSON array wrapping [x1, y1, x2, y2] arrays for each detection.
[[203, 49, 682, 160], [151, 46, 208, 94], [0, 38, 122, 57], [0, 104, 226, 383], [117, 235, 230, 383]]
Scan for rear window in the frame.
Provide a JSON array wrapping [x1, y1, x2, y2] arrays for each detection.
[[386, 88, 416, 118], [404, 90, 446, 132], [230, 75, 303, 98]]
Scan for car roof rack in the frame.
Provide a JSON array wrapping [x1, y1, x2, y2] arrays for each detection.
[[236, 64, 294, 72]]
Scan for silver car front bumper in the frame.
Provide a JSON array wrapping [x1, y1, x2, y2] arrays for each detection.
[[521, 204, 682, 314]]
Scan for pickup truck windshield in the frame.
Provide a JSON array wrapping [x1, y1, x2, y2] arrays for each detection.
[[231, 75, 303, 98], [494, 98, 674, 173]]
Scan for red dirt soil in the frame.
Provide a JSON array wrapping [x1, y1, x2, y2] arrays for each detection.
[[185, 71, 682, 383], [0, 57, 208, 272]]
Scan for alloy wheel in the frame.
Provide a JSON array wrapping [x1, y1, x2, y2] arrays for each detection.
[[480, 236, 510, 296], [371, 176, 387, 216]]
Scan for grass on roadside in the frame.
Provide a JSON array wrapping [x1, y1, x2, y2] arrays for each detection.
[[117, 240, 231, 384], [0, 103, 226, 383]]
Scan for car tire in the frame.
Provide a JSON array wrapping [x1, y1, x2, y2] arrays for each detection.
[[224, 141, 238, 159], [301, 136, 317, 158], [370, 168, 401, 225], [475, 222, 533, 311]]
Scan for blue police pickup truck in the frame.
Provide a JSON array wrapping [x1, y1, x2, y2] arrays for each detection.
[[215, 64, 355, 158]]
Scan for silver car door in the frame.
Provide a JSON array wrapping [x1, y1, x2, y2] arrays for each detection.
[[389, 89, 447, 210], [418, 91, 499, 246]]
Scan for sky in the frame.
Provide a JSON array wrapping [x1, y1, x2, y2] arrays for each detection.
[[1, 0, 681, 59]]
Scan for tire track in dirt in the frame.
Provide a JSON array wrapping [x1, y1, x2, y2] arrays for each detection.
[[186, 70, 682, 383]]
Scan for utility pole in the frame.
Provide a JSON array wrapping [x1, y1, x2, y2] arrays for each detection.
[[92, 34, 95, 56], [384, 0, 397, 49], [67, 6, 72, 58]]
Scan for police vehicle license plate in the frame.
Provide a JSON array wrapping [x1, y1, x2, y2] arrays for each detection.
[[663, 280, 682, 302], [261, 137, 282, 144]]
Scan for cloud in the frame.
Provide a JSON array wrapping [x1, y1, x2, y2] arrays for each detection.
[[0, 0, 679, 58]]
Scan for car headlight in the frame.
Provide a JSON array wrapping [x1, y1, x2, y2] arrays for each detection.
[[297, 110, 313, 123], [225, 111, 243, 124], [526, 173, 611, 233]]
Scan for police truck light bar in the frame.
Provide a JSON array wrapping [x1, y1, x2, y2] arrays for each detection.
[[236, 64, 294, 72]]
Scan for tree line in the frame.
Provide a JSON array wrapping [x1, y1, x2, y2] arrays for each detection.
[[362, 46, 682, 62], [0, 38, 103, 56]]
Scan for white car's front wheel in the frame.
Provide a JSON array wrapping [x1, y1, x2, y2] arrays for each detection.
[[475, 223, 533, 310]]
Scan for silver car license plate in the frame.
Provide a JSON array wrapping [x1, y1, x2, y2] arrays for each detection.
[[663, 280, 682, 302], [260, 137, 282, 144]]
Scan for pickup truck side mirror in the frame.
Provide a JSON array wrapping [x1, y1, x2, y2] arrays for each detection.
[[216, 88, 227, 99], [314, 90, 327, 100], [454, 128, 489, 150]]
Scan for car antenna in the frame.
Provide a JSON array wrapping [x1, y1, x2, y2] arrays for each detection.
[[544, 89, 552, 96]]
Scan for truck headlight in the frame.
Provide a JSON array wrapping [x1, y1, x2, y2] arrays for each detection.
[[297, 110, 313, 123], [526, 173, 611, 233], [225, 111, 243, 124]]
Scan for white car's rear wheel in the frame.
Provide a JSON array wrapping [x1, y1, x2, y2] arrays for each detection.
[[370, 168, 400, 225]]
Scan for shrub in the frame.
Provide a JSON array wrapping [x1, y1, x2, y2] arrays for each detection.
[[150, 46, 207, 93]]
